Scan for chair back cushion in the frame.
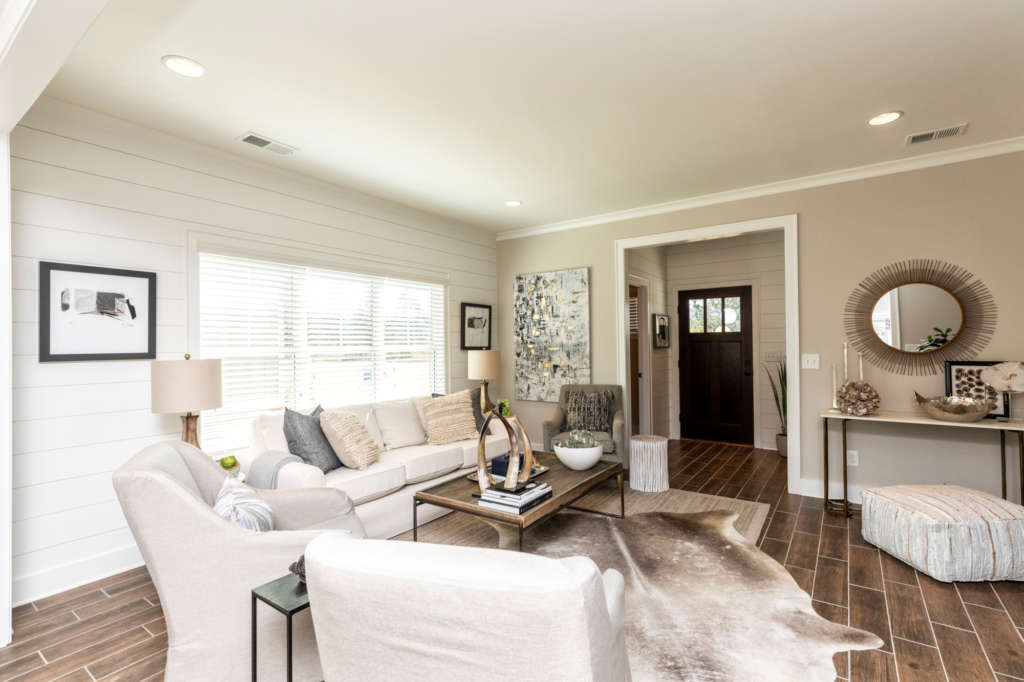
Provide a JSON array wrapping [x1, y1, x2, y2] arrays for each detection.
[[566, 389, 615, 432]]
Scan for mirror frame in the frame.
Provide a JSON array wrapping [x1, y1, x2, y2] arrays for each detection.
[[844, 259, 997, 375], [870, 283, 965, 354]]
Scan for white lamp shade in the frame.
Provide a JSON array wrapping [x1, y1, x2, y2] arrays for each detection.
[[468, 350, 501, 381], [151, 358, 222, 414]]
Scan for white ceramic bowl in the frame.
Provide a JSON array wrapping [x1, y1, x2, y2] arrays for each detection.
[[553, 444, 603, 471]]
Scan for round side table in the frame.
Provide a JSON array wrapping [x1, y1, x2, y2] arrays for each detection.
[[629, 435, 669, 492]]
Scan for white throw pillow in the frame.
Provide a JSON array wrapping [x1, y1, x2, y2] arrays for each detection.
[[320, 410, 381, 469], [213, 477, 273, 532], [372, 400, 427, 450]]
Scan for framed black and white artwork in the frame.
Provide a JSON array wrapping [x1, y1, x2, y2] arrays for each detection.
[[460, 302, 492, 350], [39, 262, 157, 362], [944, 360, 1010, 420], [653, 314, 670, 348]]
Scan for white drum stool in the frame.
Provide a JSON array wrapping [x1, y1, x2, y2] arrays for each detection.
[[629, 435, 669, 492]]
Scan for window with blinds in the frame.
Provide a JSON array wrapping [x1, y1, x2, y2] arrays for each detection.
[[198, 251, 446, 452]]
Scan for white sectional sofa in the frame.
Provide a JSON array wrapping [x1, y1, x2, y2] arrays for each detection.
[[235, 398, 510, 539]]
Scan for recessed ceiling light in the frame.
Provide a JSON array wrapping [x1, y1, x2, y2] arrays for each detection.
[[505, 200, 522, 207], [868, 111, 903, 126], [161, 55, 206, 78]]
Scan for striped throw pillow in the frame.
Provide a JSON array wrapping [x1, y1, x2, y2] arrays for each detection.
[[565, 390, 613, 432], [422, 391, 479, 445], [213, 477, 273, 532], [320, 410, 381, 469]]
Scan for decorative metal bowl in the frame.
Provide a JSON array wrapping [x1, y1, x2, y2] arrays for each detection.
[[914, 392, 993, 423]]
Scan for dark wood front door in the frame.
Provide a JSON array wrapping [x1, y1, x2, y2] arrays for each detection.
[[678, 286, 754, 444]]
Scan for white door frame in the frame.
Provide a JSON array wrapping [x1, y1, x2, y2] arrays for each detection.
[[625, 274, 653, 434], [614, 214, 800, 494]]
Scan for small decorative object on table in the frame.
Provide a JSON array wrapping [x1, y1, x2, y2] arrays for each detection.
[[553, 430, 603, 471], [946, 360, 1011, 420], [764, 360, 787, 456], [914, 392, 993, 423], [836, 344, 880, 416], [288, 554, 306, 583]]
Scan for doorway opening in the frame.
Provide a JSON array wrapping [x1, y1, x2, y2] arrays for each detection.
[[626, 280, 652, 434], [678, 286, 754, 443]]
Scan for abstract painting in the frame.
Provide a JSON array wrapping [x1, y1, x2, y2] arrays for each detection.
[[39, 262, 157, 362], [513, 267, 590, 401]]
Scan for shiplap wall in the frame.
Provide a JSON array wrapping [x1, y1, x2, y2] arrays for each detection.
[[9, 96, 496, 603], [665, 231, 786, 448], [625, 247, 671, 436]]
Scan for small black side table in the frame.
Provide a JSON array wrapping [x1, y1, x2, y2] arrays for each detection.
[[251, 573, 309, 682]]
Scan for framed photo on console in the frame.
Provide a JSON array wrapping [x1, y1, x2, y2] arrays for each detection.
[[944, 360, 1010, 419], [39, 262, 157, 362], [460, 302, 492, 350]]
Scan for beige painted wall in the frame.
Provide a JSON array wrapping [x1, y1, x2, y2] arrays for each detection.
[[665, 231, 786, 449], [625, 247, 671, 435], [496, 151, 1024, 502]]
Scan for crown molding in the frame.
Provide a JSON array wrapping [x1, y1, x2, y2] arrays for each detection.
[[496, 136, 1024, 241]]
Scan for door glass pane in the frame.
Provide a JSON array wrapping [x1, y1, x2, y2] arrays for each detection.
[[706, 298, 723, 333], [724, 296, 741, 332], [688, 299, 705, 333]]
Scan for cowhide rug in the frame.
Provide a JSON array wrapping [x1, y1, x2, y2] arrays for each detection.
[[522, 511, 882, 681]]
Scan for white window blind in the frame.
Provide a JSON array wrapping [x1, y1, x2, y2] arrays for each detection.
[[199, 251, 446, 452]]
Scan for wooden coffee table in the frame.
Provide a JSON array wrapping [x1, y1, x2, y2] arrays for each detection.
[[413, 451, 624, 551]]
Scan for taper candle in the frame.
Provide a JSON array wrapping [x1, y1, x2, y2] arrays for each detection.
[[858, 353, 864, 381], [831, 364, 838, 409], [843, 342, 848, 381]]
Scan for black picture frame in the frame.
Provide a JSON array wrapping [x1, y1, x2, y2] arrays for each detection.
[[39, 262, 157, 362], [652, 313, 670, 348], [460, 302, 492, 350], [944, 360, 1010, 420]]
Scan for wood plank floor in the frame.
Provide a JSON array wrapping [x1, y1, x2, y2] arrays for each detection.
[[3, 438, 1022, 681]]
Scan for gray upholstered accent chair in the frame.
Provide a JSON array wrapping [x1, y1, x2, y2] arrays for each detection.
[[112, 441, 366, 681], [543, 384, 626, 462]]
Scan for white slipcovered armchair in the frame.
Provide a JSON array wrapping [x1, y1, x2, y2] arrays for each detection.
[[112, 441, 366, 681], [305, 533, 630, 682]]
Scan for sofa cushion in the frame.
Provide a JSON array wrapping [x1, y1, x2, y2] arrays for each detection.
[[284, 406, 342, 473], [554, 430, 614, 454], [458, 434, 510, 469], [323, 459, 407, 505], [320, 410, 381, 470], [422, 392, 479, 445], [373, 400, 427, 450], [252, 412, 289, 454], [384, 444, 463, 484]]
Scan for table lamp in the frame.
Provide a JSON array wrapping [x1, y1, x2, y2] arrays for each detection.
[[151, 354, 222, 447], [467, 350, 500, 414]]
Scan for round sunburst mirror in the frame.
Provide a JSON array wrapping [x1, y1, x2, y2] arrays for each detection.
[[845, 260, 997, 375]]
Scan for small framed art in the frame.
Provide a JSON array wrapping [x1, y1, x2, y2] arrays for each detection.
[[39, 262, 157, 362], [653, 314, 670, 348], [944, 360, 1010, 420], [460, 302, 492, 350]]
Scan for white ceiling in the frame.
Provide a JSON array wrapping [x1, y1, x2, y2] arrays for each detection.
[[43, 0, 1024, 232]]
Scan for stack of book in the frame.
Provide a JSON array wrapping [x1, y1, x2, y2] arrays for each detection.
[[476, 481, 552, 513]]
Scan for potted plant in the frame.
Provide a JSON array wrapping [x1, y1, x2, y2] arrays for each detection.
[[764, 361, 787, 457]]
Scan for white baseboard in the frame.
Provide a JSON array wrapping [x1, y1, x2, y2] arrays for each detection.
[[14, 543, 143, 606]]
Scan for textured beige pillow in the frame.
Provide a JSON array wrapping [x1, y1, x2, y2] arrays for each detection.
[[421, 391, 479, 445], [320, 410, 381, 469]]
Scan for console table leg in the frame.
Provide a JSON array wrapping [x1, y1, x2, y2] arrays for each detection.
[[1001, 431, 1007, 499], [822, 417, 829, 511], [841, 419, 849, 516]]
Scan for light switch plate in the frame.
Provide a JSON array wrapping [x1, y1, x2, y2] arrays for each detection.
[[848, 450, 859, 466], [801, 353, 820, 369]]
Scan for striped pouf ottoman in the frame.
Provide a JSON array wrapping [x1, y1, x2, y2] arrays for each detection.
[[860, 484, 1024, 582], [629, 435, 669, 492]]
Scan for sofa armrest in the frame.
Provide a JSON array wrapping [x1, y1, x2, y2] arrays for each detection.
[[275, 461, 326, 490], [255, 487, 366, 537], [611, 409, 626, 457], [542, 407, 566, 451], [602, 568, 625, 637]]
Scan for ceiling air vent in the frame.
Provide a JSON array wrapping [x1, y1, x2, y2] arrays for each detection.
[[905, 123, 969, 146], [237, 132, 297, 155]]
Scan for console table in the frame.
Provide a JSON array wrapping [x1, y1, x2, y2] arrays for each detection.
[[821, 409, 1024, 516]]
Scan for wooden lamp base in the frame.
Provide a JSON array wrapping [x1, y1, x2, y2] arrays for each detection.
[[180, 412, 199, 447]]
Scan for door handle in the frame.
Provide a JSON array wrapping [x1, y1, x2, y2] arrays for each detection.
[[638, 372, 643, 378]]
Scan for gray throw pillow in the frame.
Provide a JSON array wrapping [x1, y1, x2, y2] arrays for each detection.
[[283, 406, 341, 472], [565, 390, 614, 432]]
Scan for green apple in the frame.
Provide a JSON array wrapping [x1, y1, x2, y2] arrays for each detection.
[[219, 455, 238, 470]]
